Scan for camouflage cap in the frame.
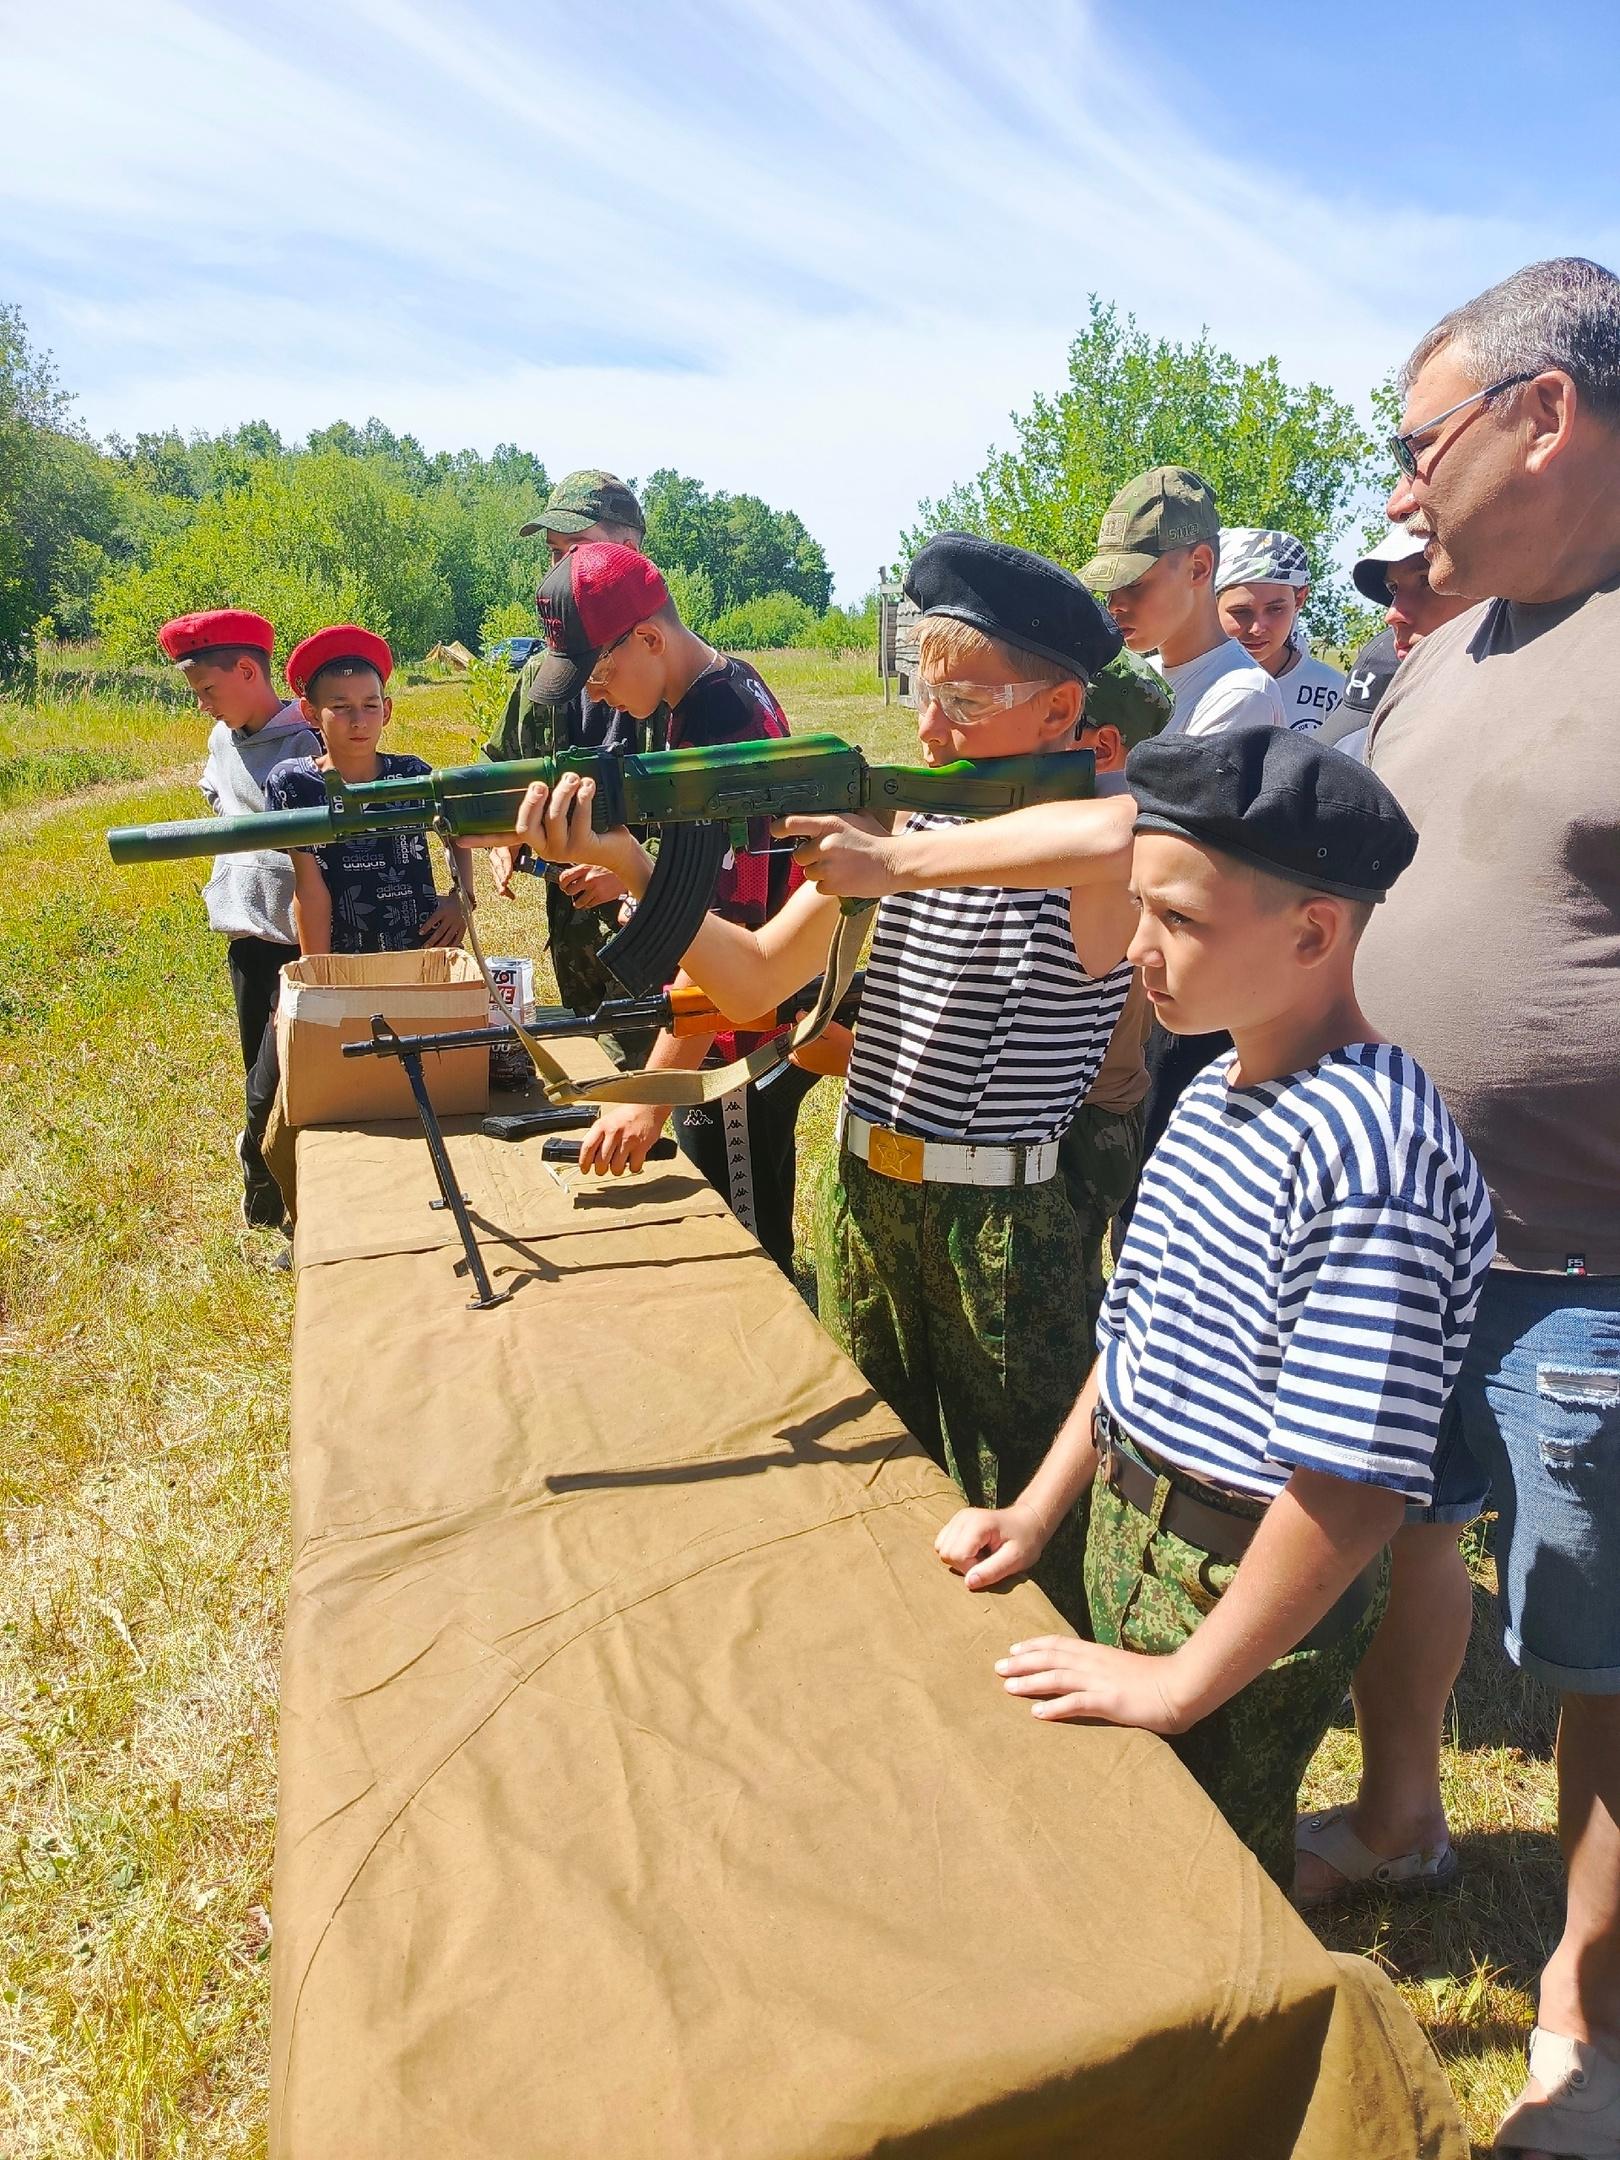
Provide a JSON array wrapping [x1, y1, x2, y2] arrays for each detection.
[[1079, 468, 1220, 594], [1082, 649, 1175, 747], [518, 470, 645, 540]]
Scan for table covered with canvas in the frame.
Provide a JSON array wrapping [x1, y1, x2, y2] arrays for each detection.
[[269, 1094, 1463, 2159]]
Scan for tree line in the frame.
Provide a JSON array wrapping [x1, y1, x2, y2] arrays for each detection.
[[1, 294, 1397, 684]]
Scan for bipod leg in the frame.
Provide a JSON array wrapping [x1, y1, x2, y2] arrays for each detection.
[[375, 1017, 511, 1311]]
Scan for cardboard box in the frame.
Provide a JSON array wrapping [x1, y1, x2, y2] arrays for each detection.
[[276, 950, 490, 1127]]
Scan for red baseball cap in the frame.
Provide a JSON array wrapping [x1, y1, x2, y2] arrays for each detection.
[[532, 542, 670, 704], [157, 608, 274, 663], [285, 625, 394, 700]]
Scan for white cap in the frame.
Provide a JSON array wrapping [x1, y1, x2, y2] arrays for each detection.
[[1353, 526, 1429, 606]]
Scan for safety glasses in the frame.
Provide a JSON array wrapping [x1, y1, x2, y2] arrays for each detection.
[[916, 678, 1051, 726], [1389, 372, 1537, 479]]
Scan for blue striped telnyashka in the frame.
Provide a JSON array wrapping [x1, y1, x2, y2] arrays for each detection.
[[1098, 1043, 1496, 1503]]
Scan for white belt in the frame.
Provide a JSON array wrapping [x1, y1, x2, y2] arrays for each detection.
[[839, 1105, 1058, 1188]]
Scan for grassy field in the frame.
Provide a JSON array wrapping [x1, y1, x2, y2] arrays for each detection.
[[0, 647, 1555, 2154]]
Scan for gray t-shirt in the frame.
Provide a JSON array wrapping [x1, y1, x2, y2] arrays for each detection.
[[198, 704, 323, 942], [1359, 577, 1620, 1274]]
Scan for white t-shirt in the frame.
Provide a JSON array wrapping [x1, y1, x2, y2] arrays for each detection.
[[1160, 639, 1287, 737], [1273, 648, 1347, 732]]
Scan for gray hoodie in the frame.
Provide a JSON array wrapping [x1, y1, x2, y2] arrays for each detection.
[[198, 704, 323, 941]]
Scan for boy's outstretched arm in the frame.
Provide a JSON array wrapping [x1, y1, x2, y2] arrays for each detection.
[[935, 1362, 1105, 1589], [996, 1469, 1403, 1734], [779, 794, 1137, 899], [513, 773, 841, 1018]]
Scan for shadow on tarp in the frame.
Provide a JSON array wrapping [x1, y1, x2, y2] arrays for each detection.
[[545, 1389, 916, 1494], [450, 1193, 749, 1301]]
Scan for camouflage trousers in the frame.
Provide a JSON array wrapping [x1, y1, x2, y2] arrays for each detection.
[[544, 881, 657, 1070], [814, 1148, 1092, 1625], [1084, 1464, 1389, 1888], [1058, 1101, 1145, 1347]]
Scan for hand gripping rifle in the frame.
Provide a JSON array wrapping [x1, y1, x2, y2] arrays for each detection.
[[107, 732, 1093, 1106]]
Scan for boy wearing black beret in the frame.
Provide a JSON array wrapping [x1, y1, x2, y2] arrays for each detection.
[[514, 534, 1151, 1617], [936, 728, 1497, 1889]]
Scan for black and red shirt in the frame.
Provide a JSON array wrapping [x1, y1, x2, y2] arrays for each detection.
[[667, 656, 799, 933]]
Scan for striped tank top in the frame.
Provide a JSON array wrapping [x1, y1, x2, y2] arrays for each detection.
[[845, 814, 1132, 1146]]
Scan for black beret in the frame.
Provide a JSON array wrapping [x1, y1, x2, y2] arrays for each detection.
[[1125, 725, 1417, 903], [905, 532, 1123, 682]]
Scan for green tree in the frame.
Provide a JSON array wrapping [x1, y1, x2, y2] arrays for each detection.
[[662, 563, 717, 636], [95, 452, 451, 666], [907, 298, 1375, 639], [0, 305, 129, 672], [638, 469, 832, 614]]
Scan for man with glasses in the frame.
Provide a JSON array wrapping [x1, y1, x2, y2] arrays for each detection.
[[1291, 258, 1620, 2160]]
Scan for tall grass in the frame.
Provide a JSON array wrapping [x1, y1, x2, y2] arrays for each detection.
[[0, 651, 1559, 2152]]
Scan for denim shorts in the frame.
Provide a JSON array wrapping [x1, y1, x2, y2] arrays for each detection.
[[1419, 1269, 1620, 1693]]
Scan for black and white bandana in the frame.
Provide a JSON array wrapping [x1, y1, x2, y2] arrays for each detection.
[[1215, 526, 1311, 592]]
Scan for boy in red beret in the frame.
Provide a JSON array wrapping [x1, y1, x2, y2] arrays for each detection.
[[158, 607, 321, 1237], [264, 626, 469, 954]]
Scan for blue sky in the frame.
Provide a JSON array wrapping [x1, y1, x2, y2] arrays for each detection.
[[4, 0, 1618, 600]]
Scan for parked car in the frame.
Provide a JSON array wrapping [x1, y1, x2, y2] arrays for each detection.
[[485, 636, 542, 669]]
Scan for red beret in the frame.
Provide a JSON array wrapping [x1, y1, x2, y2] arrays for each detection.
[[157, 609, 274, 662], [285, 625, 394, 699]]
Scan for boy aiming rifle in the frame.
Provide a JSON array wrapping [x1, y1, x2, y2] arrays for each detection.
[[514, 534, 1154, 1619]]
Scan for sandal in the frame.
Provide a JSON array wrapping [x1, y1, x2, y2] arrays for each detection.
[[1292, 1804, 1459, 1911], [1496, 2027, 1620, 2155]]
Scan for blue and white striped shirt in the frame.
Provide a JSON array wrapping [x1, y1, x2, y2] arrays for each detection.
[[1098, 1044, 1496, 1503]]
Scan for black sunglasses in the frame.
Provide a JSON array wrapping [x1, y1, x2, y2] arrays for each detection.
[[1389, 372, 1537, 479]]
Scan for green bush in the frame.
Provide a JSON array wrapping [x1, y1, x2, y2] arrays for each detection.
[[797, 594, 880, 652], [663, 563, 717, 637], [94, 454, 452, 669], [707, 590, 816, 650], [479, 598, 535, 653]]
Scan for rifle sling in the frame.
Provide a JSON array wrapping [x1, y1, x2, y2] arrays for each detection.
[[442, 832, 874, 1111]]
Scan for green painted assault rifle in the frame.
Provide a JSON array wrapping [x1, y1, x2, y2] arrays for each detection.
[[106, 732, 1093, 996]]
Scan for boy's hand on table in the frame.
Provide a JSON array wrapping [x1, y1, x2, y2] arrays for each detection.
[[995, 1637, 1191, 1735], [775, 812, 899, 898], [578, 1102, 670, 1176], [420, 894, 468, 947], [558, 863, 628, 910], [934, 1503, 1048, 1590]]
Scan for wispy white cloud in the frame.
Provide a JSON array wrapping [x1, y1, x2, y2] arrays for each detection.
[[3, 0, 1612, 595]]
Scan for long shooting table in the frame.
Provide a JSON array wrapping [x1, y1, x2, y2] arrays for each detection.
[[270, 1082, 1464, 2159]]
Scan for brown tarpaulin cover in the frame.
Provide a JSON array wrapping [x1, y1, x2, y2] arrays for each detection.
[[271, 1107, 1465, 2160]]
